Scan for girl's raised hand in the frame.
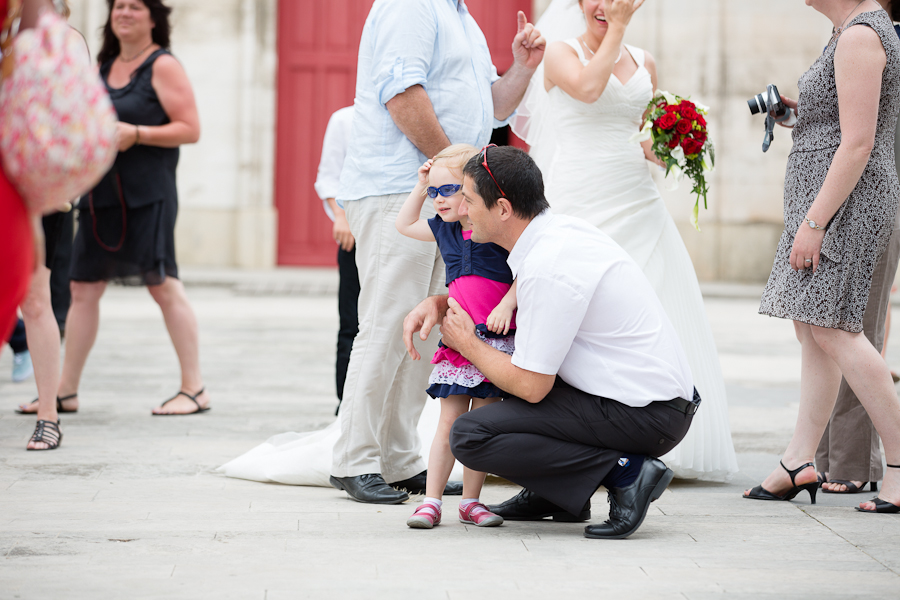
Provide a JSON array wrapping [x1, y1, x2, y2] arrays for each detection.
[[485, 304, 513, 336], [417, 159, 435, 187]]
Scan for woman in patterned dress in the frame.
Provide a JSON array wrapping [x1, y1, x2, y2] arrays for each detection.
[[751, 0, 900, 513]]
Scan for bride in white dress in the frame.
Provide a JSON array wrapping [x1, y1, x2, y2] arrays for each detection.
[[514, 0, 738, 481]]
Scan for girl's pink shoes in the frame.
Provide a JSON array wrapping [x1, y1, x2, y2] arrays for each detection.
[[407, 504, 442, 529], [459, 502, 503, 527]]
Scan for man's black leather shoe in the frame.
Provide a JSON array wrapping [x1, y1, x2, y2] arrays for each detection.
[[487, 488, 590, 522], [583, 457, 674, 540], [390, 470, 463, 495], [329, 473, 409, 504]]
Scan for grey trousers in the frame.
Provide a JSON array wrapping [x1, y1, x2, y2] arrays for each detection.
[[331, 193, 445, 482], [815, 227, 900, 482]]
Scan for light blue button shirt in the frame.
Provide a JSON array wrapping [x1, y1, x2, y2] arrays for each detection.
[[338, 0, 507, 203]]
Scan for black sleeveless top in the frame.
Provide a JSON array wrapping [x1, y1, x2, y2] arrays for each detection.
[[89, 49, 179, 209]]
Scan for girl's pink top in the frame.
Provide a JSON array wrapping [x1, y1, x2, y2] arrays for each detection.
[[432, 229, 515, 368]]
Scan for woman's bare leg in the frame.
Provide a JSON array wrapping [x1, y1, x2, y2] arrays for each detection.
[[809, 325, 900, 509], [57, 280, 107, 404], [745, 321, 842, 496], [147, 277, 210, 413], [19, 265, 61, 448]]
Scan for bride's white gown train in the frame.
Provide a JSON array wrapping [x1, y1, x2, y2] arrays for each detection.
[[540, 41, 738, 481], [217, 400, 463, 486]]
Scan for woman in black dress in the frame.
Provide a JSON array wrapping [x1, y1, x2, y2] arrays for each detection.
[[58, 0, 208, 415]]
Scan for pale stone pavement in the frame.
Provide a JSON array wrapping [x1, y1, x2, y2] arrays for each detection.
[[1, 268, 899, 599]]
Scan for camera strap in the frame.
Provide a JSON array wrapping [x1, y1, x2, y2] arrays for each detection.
[[762, 115, 776, 153]]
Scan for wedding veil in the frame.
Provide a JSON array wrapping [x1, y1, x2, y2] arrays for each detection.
[[510, 0, 586, 174]]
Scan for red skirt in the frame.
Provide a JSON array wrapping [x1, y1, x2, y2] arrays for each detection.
[[0, 170, 33, 347]]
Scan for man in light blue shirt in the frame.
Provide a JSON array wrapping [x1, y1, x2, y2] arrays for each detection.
[[330, 0, 545, 504]]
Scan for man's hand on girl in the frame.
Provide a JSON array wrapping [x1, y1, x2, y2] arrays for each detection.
[[403, 295, 449, 360], [441, 297, 478, 354]]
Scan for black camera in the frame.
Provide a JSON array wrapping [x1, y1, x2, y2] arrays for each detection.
[[747, 84, 796, 152]]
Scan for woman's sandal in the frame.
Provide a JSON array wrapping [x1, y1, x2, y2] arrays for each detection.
[[744, 460, 818, 504], [27, 419, 62, 451], [152, 387, 209, 416], [822, 480, 877, 494], [856, 464, 900, 514], [15, 394, 78, 415]]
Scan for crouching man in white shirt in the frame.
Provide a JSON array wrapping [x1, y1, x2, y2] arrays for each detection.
[[402, 145, 699, 539]]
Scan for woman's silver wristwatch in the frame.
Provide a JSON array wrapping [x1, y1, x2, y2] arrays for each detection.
[[804, 217, 825, 230]]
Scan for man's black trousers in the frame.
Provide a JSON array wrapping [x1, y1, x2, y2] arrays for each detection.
[[450, 378, 694, 515], [335, 246, 360, 405]]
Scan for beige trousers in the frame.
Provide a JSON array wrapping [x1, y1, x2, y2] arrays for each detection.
[[816, 227, 900, 482], [331, 193, 445, 482]]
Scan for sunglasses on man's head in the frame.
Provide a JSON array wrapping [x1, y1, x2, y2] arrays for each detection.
[[425, 183, 462, 198], [481, 144, 506, 197]]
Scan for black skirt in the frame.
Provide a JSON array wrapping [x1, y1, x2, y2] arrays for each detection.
[[42, 210, 73, 269], [71, 195, 178, 286]]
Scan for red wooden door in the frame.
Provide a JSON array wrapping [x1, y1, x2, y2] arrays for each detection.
[[275, 0, 531, 266], [275, 0, 374, 266]]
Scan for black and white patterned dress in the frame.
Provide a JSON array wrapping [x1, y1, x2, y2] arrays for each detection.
[[759, 9, 900, 332]]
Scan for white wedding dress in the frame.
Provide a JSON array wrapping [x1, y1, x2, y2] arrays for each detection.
[[218, 400, 463, 486], [528, 40, 738, 481]]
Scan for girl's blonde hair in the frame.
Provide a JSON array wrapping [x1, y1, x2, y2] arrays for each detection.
[[431, 143, 479, 179]]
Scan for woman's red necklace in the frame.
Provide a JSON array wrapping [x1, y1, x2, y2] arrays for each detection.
[[119, 42, 154, 63]]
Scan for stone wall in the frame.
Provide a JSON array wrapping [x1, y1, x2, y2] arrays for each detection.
[[68, 0, 278, 269]]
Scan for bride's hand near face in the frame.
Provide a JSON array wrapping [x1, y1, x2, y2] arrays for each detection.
[[603, 0, 645, 29], [544, 0, 646, 103]]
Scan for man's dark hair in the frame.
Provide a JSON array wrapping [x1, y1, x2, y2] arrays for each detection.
[[98, 0, 173, 66], [462, 146, 549, 219], [892, 2, 900, 23]]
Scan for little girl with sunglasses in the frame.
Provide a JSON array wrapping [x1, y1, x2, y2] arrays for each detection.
[[395, 143, 517, 529]]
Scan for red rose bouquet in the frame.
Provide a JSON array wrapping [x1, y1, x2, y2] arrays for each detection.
[[631, 91, 715, 230]]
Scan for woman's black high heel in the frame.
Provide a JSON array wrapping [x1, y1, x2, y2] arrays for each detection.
[[855, 464, 900, 513], [744, 461, 818, 504]]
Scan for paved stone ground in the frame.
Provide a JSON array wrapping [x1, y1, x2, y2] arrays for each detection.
[[1, 270, 899, 599]]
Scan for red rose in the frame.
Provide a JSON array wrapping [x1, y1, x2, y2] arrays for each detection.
[[656, 113, 678, 130], [667, 136, 681, 149], [682, 138, 704, 156], [665, 104, 679, 114], [693, 130, 708, 144], [697, 115, 707, 127], [675, 119, 692, 135]]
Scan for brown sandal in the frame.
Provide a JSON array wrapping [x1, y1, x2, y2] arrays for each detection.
[[27, 419, 62, 451]]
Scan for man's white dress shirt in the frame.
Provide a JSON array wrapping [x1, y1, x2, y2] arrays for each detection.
[[507, 211, 694, 407], [314, 106, 354, 221]]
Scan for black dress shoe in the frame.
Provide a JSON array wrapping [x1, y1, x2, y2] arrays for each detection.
[[329, 473, 409, 504], [583, 457, 674, 540], [487, 488, 590, 522], [389, 470, 463, 496]]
